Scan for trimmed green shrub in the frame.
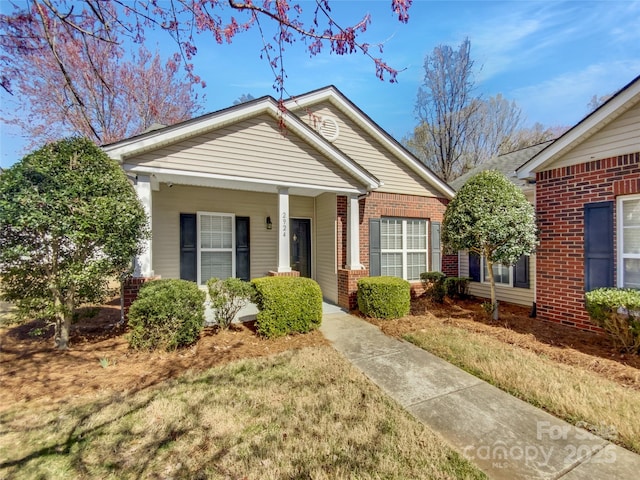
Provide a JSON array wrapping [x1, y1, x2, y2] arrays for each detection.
[[127, 279, 206, 351], [444, 276, 472, 299], [207, 277, 255, 329], [357, 276, 410, 319], [585, 288, 640, 353], [252, 276, 322, 338], [420, 271, 446, 303]]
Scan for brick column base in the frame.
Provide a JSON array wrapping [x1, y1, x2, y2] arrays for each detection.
[[122, 276, 160, 320], [268, 271, 301, 277], [338, 269, 369, 310]]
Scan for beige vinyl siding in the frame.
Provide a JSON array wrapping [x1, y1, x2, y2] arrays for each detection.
[[127, 114, 362, 191], [151, 184, 314, 281], [293, 103, 441, 197], [315, 193, 338, 303], [459, 251, 535, 307], [553, 102, 640, 168]]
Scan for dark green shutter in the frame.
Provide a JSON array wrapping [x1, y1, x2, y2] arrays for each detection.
[[513, 255, 530, 289], [431, 222, 442, 272], [236, 216, 250, 281], [469, 251, 481, 282], [369, 219, 381, 276], [584, 201, 614, 291], [180, 213, 197, 282]]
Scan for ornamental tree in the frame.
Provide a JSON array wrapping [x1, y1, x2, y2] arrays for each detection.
[[1, 8, 204, 147], [442, 170, 537, 320], [1, 0, 413, 101], [0, 138, 148, 349]]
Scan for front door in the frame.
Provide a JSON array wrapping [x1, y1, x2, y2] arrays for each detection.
[[291, 219, 311, 278]]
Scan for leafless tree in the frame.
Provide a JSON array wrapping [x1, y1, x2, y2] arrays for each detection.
[[413, 38, 478, 183], [409, 38, 564, 182]]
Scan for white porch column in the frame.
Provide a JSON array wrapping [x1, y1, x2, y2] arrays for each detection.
[[346, 194, 364, 270], [133, 175, 154, 277], [276, 187, 292, 273]]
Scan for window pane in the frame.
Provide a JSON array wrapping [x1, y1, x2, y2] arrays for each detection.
[[623, 227, 640, 254], [200, 214, 233, 248], [623, 198, 640, 227], [381, 253, 403, 278], [407, 252, 426, 281], [201, 251, 232, 284], [407, 220, 426, 250], [483, 261, 510, 285], [623, 258, 640, 289], [381, 219, 402, 250], [494, 264, 510, 284]]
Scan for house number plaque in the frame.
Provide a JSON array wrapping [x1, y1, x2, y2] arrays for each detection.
[[282, 212, 287, 237]]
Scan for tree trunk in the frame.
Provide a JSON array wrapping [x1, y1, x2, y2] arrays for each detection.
[[53, 295, 73, 349], [486, 256, 499, 321]]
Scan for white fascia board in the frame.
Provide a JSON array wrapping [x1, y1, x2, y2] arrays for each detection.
[[103, 99, 275, 161], [122, 164, 367, 194], [517, 76, 640, 180], [286, 88, 455, 199]]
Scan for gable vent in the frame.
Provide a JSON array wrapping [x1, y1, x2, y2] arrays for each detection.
[[317, 115, 340, 142]]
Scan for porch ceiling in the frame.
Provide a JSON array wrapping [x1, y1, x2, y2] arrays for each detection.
[[125, 164, 367, 197]]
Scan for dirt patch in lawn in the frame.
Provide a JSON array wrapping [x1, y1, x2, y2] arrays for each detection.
[[0, 298, 328, 408], [369, 297, 640, 390]]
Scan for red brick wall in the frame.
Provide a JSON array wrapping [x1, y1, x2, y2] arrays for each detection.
[[122, 276, 160, 318], [535, 152, 640, 332], [336, 191, 455, 309]]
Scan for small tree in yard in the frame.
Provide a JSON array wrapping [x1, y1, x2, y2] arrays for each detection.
[[442, 170, 537, 320], [0, 138, 148, 349]]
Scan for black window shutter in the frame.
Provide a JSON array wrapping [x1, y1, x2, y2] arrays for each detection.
[[369, 219, 381, 276], [236, 216, 250, 281], [180, 213, 197, 282], [469, 251, 481, 282], [513, 255, 530, 289], [584, 201, 614, 291], [431, 221, 442, 272]]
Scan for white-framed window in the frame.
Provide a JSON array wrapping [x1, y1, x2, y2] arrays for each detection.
[[482, 259, 512, 286], [197, 212, 235, 285], [380, 218, 428, 281], [618, 194, 640, 289]]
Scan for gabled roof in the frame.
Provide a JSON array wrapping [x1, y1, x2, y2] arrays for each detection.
[[285, 86, 455, 199], [103, 94, 380, 191], [517, 75, 640, 179], [450, 141, 554, 192]]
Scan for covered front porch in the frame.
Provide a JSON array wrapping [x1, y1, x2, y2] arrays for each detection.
[[126, 166, 372, 309]]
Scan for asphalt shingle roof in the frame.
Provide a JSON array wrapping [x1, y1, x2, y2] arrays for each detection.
[[449, 140, 554, 191]]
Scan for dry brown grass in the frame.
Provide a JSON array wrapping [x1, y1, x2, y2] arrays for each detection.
[[401, 319, 640, 454], [0, 346, 486, 479]]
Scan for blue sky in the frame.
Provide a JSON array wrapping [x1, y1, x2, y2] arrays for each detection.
[[1, 0, 639, 168]]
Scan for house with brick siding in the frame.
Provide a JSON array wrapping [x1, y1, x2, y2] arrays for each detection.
[[104, 86, 456, 311], [517, 75, 640, 332]]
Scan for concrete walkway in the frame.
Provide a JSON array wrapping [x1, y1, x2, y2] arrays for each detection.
[[320, 311, 640, 480]]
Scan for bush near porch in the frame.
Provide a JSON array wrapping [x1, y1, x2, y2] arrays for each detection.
[[357, 276, 410, 319], [252, 276, 322, 338], [127, 279, 206, 351]]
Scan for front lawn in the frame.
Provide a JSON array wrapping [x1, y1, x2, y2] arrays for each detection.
[[0, 346, 485, 479]]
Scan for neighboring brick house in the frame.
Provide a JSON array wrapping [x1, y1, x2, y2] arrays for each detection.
[[104, 86, 456, 312], [517, 75, 640, 332]]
